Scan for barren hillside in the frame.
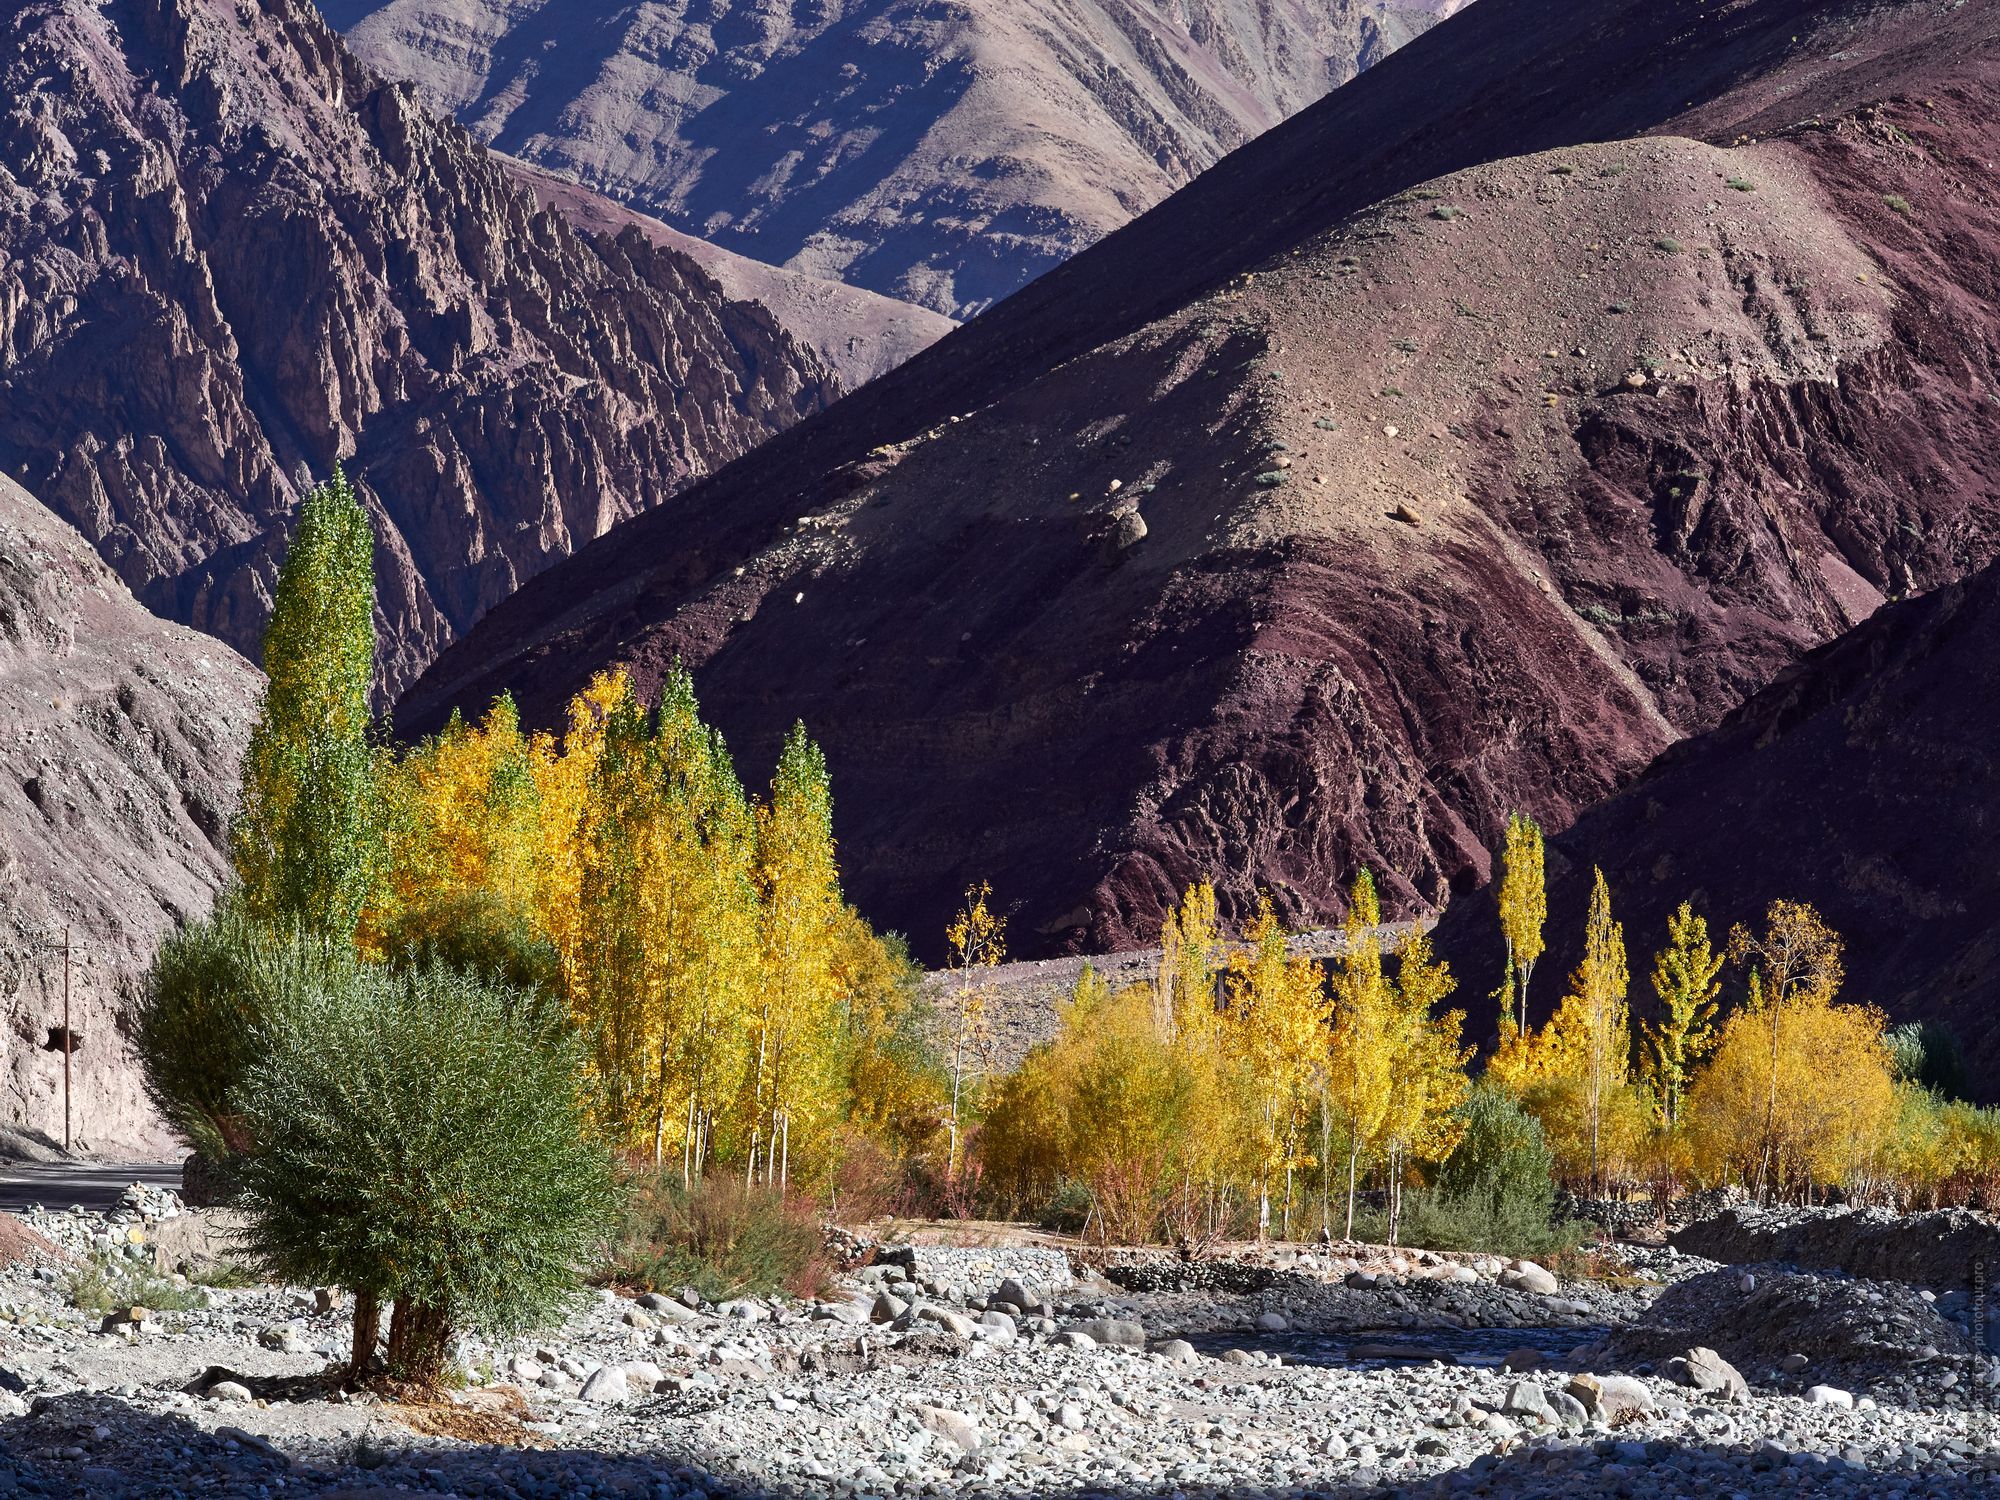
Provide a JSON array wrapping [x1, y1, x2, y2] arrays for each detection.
[[404, 0, 2000, 964], [328, 0, 1462, 317]]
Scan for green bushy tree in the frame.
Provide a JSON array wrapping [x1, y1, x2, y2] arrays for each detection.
[[136, 902, 356, 1163], [233, 962, 615, 1386]]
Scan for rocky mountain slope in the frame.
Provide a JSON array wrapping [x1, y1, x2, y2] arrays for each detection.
[[1435, 558, 2000, 1101], [327, 0, 1464, 317], [0, 0, 838, 697], [404, 0, 2000, 961], [0, 475, 260, 1154], [500, 156, 956, 391]]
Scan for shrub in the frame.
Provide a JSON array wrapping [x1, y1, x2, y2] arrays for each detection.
[[136, 902, 353, 1161], [233, 962, 614, 1387], [67, 1255, 208, 1316], [1436, 1085, 1556, 1217], [1886, 1021, 1971, 1101], [1351, 1186, 1587, 1261], [1725, 177, 1756, 192], [1883, 193, 1913, 215], [376, 888, 563, 1001], [1654, 237, 1684, 254], [1366, 1086, 1586, 1258], [610, 1172, 827, 1302]]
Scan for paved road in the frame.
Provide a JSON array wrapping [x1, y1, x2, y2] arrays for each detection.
[[0, 1160, 179, 1215]]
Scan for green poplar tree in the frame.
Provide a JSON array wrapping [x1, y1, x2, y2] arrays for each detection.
[[233, 469, 381, 943]]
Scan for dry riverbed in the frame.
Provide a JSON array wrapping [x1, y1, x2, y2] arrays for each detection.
[[1, 1190, 1998, 1497]]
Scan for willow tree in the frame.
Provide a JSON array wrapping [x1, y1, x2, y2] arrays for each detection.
[[1728, 901, 1845, 1201], [234, 469, 380, 942]]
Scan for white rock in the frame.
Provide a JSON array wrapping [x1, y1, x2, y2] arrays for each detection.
[[621, 1361, 664, 1393], [916, 1404, 982, 1453], [1055, 1401, 1086, 1431], [1806, 1385, 1854, 1409], [579, 1366, 630, 1405], [1254, 1311, 1289, 1333], [208, 1382, 253, 1404]]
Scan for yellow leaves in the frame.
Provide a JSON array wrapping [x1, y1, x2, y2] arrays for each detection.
[[1496, 812, 1547, 1031], [944, 882, 1007, 1176], [1686, 984, 1895, 1195], [1642, 901, 1724, 1132]]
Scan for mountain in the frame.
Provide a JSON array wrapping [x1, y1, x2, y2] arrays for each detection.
[[0, 0, 838, 697], [326, 0, 1465, 318], [402, 0, 2000, 961], [1433, 559, 2000, 1102], [0, 474, 261, 1153], [499, 155, 956, 391]]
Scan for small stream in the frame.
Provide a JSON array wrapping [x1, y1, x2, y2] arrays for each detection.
[[1180, 1322, 1609, 1370]]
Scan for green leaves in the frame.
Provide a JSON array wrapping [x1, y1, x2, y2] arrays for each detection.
[[233, 963, 615, 1376], [233, 469, 381, 943]]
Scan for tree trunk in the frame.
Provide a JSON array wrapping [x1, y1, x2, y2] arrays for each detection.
[[385, 1299, 454, 1389], [347, 1289, 381, 1384], [1344, 1140, 1359, 1241]]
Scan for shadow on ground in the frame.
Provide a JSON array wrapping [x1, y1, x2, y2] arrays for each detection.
[[0, 1390, 1988, 1499]]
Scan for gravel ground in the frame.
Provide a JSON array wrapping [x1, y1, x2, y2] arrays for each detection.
[[2, 1193, 1998, 1498]]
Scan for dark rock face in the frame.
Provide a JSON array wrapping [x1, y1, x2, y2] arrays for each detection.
[[0, 475, 261, 1153], [1438, 559, 2000, 1102], [328, 0, 1461, 318], [0, 0, 837, 696], [404, 0, 2000, 961]]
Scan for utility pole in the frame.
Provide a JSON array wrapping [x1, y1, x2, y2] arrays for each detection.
[[61, 926, 72, 1155]]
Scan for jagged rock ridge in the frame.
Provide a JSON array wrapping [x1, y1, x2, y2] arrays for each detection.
[[403, 0, 2000, 961], [327, 0, 1465, 317], [0, 474, 260, 1154], [0, 0, 838, 696]]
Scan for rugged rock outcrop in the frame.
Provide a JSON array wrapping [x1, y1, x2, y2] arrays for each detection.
[[0, 475, 260, 1155], [500, 156, 957, 391], [1437, 557, 2000, 1099], [0, 0, 838, 696], [404, 0, 2000, 961], [328, 0, 1463, 317]]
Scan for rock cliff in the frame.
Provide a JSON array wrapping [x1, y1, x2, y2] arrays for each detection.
[[0, 475, 260, 1155], [0, 0, 838, 696]]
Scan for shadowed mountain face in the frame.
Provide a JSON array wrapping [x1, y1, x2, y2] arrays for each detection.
[[1434, 558, 2000, 1103], [0, 0, 838, 697], [0, 474, 261, 1152], [326, 0, 1464, 318], [403, 0, 2000, 964]]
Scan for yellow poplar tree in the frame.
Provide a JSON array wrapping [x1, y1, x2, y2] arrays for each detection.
[[1325, 871, 1394, 1239], [748, 723, 844, 1190], [1642, 902, 1725, 1134], [1224, 897, 1327, 1240], [1728, 901, 1844, 1200], [1379, 930, 1472, 1243], [943, 882, 1005, 1177], [1496, 812, 1547, 1039]]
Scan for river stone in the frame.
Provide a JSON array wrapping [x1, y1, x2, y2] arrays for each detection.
[[579, 1366, 630, 1404], [1079, 1318, 1145, 1349], [917, 1405, 982, 1452], [1677, 1347, 1750, 1403], [1568, 1373, 1654, 1424]]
